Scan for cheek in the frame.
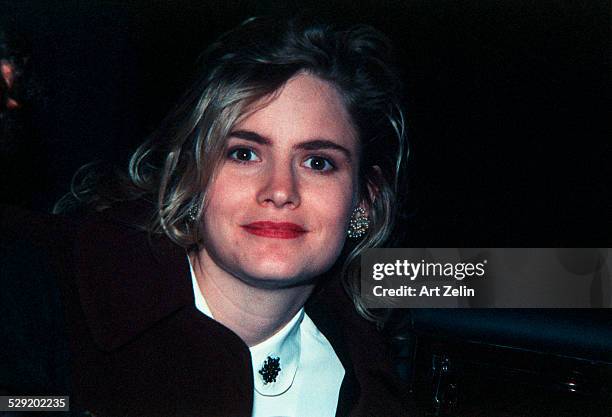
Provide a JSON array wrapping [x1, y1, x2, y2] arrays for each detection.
[[204, 169, 249, 213], [201, 182, 239, 239], [200, 180, 247, 262], [311, 187, 354, 239]]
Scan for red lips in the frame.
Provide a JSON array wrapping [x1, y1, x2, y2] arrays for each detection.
[[242, 221, 307, 239]]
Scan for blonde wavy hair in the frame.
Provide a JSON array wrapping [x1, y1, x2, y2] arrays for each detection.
[[56, 17, 408, 322]]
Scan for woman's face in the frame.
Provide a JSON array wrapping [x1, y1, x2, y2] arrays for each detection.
[[199, 73, 360, 288]]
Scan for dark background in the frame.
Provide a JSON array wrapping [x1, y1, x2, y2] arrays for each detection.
[[1, 0, 609, 247]]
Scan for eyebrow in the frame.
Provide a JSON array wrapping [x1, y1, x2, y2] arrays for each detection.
[[229, 130, 353, 161], [230, 130, 271, 145]]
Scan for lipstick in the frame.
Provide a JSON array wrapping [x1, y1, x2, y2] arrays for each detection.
[[242, 221, 307, 239]]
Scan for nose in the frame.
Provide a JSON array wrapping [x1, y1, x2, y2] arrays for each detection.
[[256, 162, 301, 209]]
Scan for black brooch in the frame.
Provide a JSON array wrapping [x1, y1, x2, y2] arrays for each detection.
[[258, 356, 281, 384]]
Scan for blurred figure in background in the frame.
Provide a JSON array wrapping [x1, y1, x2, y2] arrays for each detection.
[[0, 25, 47, 209]]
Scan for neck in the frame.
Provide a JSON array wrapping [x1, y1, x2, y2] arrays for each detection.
[[189, 250, 315, 347]]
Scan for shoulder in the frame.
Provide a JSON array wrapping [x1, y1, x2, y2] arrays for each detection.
[[0, 200, 160, 268], [0, 202, 176, 392], [0, 202, 149, 291]]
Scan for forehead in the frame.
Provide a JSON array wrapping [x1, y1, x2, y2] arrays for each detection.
[[234, 73, 358, 148]]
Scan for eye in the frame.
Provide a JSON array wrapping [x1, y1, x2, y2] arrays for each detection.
[[303, 156, 335, 172], [228, 147, 260, 162]]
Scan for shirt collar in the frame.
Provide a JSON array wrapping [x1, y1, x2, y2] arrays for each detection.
[[249, 308, 303, 396], [189, 256, 214, 317], [189, 256, 304, 396]]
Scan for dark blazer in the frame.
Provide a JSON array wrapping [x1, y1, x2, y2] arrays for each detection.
[[0, 204, 416, 417]]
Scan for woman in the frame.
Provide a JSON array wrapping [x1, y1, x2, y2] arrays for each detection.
[[1, 16, 412, 416]]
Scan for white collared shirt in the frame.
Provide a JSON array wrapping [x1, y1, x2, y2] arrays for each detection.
[[189, 259, 345, 417]]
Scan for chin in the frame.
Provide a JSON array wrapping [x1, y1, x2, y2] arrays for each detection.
[[238, 260, 323, 288]]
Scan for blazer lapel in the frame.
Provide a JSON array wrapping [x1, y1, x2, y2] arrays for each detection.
[[73, 216, 193, 351], [70, 214, 254, 416], [306, 283, 361, 417]]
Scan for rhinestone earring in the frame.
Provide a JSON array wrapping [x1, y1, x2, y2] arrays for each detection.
[[187, 204, 200, 223], [347, 207, 369, 239]]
